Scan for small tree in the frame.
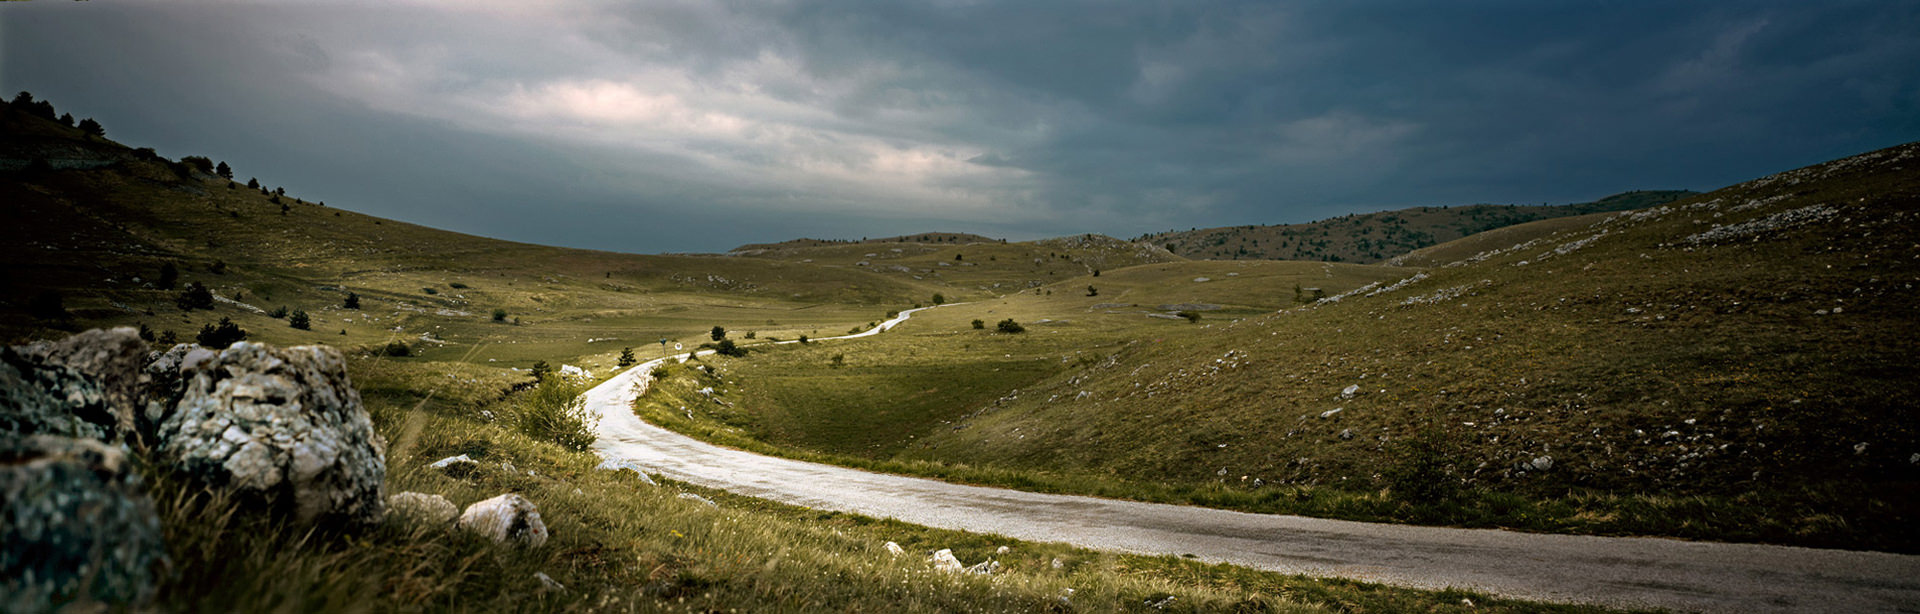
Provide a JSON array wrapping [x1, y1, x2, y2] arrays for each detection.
[[710, 326, 726, 341], [1086, 285, 1098, 297], [196, 317, 248, 349], [1093, 269, 1100, 277], [381, 341, 411, 357], [932, 293, 945, 305], [971, 319, 985, 329], [180, 156, 214, 174], [157, 262, 178, 290], [268, 306, 289, 318], [289, 310, 311, 330], [529, 360, 551, 382], [343, 292, 360, 309], [247, 177, 260, 190], [618, 347, 636, 367], [492, 308, 508, 322], [77, 117, 103, 138], [715, 339, 747, 357], [58, 112, 74, 127], [176, 282, 215, 311], [216, 161, 232, 179], [996, 319, 1025, 334], [797, 335, 809, 344]]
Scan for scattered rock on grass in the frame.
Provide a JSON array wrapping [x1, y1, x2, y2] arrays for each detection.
[[1, 435, 167, 613], [595, 458, 658, 485], [885, 541, 906, 556], [677, 492, 718, 508], [388, 492, 458, 526], [457, 493, 549, 548], [534, 571, 566, 593]]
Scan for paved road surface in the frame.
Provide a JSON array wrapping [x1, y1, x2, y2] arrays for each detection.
[[585, 306, 1920, 613]]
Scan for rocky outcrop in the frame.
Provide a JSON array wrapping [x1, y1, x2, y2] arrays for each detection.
[[1, 435, 167, 613], [139, 343, 200, 441], [456, 493, 548, 548], [151, 342, 387, 526]]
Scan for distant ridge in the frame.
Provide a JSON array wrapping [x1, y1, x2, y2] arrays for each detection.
[[730, 232, 1002, 254], [1139, 190, 1697, 264]]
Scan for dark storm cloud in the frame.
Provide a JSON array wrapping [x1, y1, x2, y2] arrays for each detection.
[[3, 1, 1914, 252]]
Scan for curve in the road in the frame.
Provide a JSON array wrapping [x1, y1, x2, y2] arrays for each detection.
[[584, 304, 1920, 614]]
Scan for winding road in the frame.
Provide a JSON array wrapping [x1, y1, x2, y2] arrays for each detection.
[[585, 306, 1920, 613]]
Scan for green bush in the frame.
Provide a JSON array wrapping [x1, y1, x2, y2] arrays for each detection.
[[176, 282, 215, 311], [268, 306, 289, 319], [288, 310, 310, 330], [932, 293, 945, 305], [996, 319, 1025, 334], [972, 319, 985, 330], [1385, 434, 1458, 505], [617, 347, 636, 367], [381, 341, 411, 357], [492, 308, 507, 322], [715, 339, 747, 357], [502, 375, 598, 452], [344, 292, 360, 309], [1177, 311, 1202, 323], [196, 318, 247, 349]]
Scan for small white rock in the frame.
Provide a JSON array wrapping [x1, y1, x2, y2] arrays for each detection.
[[456, 493, 548, 548], [884, 541, 906, 556], [387, 492, 458, 526], [534, 571, 566, 592], [677, 492, 718, 508], [931, 549, 964, 573]]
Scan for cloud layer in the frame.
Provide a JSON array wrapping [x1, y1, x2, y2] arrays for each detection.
[[4, 1, 1915, 252]]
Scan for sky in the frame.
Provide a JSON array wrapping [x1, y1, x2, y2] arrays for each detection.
[[3, 1, 1916, 254]]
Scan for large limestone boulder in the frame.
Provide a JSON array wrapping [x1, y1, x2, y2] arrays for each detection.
[[152, 342, 387, 526], [1, 435, 167, 613], [12, 328, 148, 443], [456, 493, 549, 548]]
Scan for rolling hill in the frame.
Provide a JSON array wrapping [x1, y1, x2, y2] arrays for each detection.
[[1140, 190, 1696, 263], [649, 142, 1920, 551]]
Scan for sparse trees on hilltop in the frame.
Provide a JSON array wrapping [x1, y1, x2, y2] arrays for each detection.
[[216, 161, 232, 179], [77, 117, 103, 138]]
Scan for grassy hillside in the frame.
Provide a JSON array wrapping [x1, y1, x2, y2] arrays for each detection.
[[1140, 191, 1696, 264], [644, 143, 1920, 551], [0, 104, 934, 374]]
